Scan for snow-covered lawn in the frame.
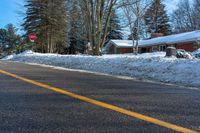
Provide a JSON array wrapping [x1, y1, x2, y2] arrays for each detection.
[[2, 50, 200, 88]]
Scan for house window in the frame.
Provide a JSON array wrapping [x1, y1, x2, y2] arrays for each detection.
[[193, 45, 198, 49], [159, 45, 166, 51], [152, 46, 158, 52]]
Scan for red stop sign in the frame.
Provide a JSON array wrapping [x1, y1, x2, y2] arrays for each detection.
[[28, 33, 37, 42]]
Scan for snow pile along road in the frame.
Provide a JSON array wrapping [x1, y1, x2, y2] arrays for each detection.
[[3, 50, 200, 87]]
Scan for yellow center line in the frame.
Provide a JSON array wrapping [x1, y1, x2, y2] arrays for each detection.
[[0, 69, 198, 133]]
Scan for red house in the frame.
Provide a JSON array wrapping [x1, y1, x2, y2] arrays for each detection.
[[103, 30, 200, 54]]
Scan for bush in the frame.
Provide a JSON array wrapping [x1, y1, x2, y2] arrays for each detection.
[[176, 49, 193, 59]]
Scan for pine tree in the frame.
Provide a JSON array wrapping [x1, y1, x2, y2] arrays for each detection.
[[22, 0, 68, 53], [67, 0, 87, 54], [5, 24, 20, 51], [0, 24, 22, 54], [22, 0, 47, 52], [144, 0, 171, 35], [107, 9, 123, 40], [0, 28, 8, 51]]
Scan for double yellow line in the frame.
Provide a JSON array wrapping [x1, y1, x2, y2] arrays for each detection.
[[0, 69, 198, 133]]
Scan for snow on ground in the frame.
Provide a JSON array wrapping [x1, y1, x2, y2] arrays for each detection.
[[3, 54, 16, 60], [2, 50, 200, 88]]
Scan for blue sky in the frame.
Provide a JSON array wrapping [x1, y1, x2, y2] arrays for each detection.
[[0, 0, 24, 29], [0, 0, 180, 33]]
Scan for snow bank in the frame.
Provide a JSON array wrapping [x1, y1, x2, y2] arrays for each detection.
[[2, 54, 16, 60], [3, 51, 200, 87]]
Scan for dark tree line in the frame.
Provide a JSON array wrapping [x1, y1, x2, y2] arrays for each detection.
[[2, 0, 199, 56], [22, 0, 123, 55], [21, 0, 172, 55], [22, 0, 68, 53]]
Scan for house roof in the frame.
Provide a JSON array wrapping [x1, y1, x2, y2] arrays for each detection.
[[107, 30, 200, 48], [110, 40, 134, 48], [140, 30, 200, 47]]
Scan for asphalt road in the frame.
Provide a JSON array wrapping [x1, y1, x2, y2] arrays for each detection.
[[0, 61, 199, 133]]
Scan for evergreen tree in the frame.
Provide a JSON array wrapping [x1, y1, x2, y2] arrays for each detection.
[[22, 0, 48, 52], [22, 0, 68, 53], [144, 0, 171, 35], [0, 24, 22, 54], [5, 24, 20, 51], [107, 9, 123, 40], [67, 0, 87, 54], [0, 28, 8, 51]]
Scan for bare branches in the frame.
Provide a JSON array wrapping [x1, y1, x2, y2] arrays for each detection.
[[171, 0, 200, 33], [81, 0, 118, 55], [121, 0, 150, 54]]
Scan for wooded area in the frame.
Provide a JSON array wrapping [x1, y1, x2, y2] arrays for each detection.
[[0, 0, 200, 56]]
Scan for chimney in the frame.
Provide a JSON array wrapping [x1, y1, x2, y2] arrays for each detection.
[[151, 33, 164, 39]]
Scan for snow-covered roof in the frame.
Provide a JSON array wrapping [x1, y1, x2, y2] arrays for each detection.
[[110, 40, 134, 48], [102, 40, 134, 53], [107, 30, 200, 48], [140, 30, 200, 47]]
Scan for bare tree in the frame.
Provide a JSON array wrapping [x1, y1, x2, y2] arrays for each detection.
[[81, 0, 118, 55], [171, 0, 196, 33], [122, 0, 151, 54], [193, 0, 200, 29]]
